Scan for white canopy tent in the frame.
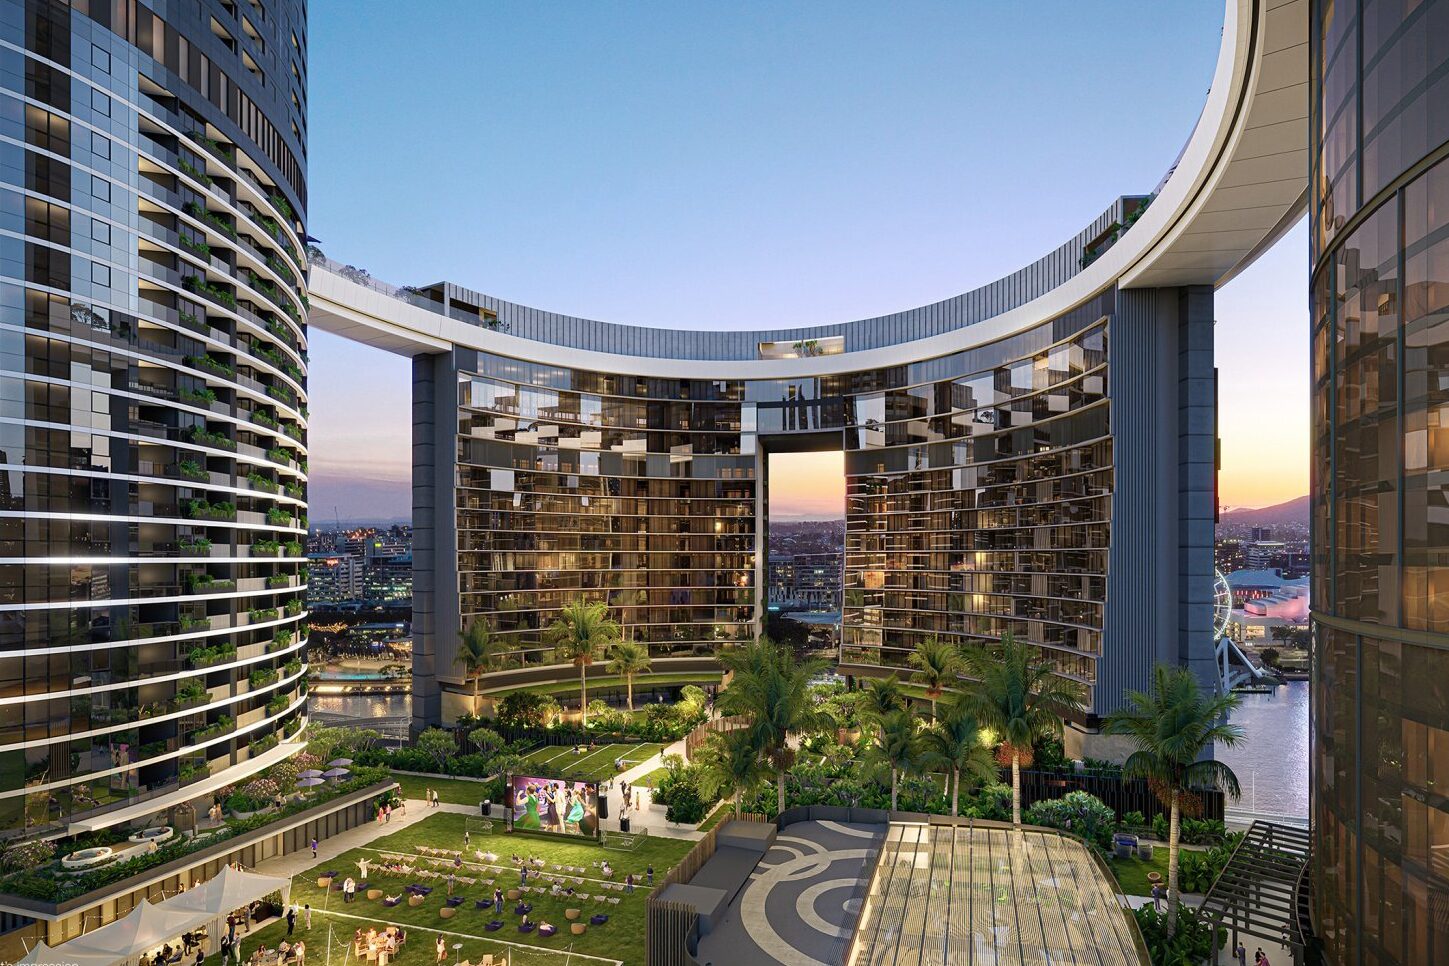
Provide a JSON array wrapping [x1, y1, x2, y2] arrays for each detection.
[[21, 900, 214, 966], [19, 940, 121, 966], [162, 865, 292, 950]]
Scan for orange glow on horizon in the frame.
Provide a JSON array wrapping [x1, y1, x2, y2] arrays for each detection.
[[769, 450, 845, 520]]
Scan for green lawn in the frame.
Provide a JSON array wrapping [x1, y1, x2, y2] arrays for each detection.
[[212, 917, 572, 966], [392, 773, 498, 807], [276, 813, 693, 966], [1106, 848, 1172, 897], [518, 743, 664, 782]]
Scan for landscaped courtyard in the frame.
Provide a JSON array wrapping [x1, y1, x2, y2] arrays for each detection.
[[257, 812, 692, 966]]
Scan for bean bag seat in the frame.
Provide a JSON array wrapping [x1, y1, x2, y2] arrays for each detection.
[[408, 895, 424, 907], [474, 900, 491, 911], [382, 899, 400, 908], [366, 890, 383, 900], [570, 923, 586, 936], [445, 897, 464, 908], [589, 914, 608, 926], [484, 921, 503, 932], [538, 925, 557, 938], [564, 909, 580, 921], [505, 889, 520, 901], [517, 923, 535, 934], [439, 908, 455, 919]]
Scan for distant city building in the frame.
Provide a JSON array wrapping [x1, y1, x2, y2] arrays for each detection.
[[363, 552, 413, 602], [768, 552, 842, 609], [306, 552, 362, 603], [1251, 526, 1274, 542], [1244, 539, 1287, 569]]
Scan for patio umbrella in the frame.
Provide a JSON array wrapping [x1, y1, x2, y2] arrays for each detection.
[[299, 769, 324, 778], [328, 758, 354, 768], [323, 768, 350, 778], [297, 777, 326, 787]]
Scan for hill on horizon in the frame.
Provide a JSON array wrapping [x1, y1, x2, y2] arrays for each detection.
[[1221, 494, 1309, 526]]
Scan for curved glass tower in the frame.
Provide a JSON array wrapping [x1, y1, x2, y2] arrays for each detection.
[[1310, 0, 1449, 961], [0, 0, 309, 840]]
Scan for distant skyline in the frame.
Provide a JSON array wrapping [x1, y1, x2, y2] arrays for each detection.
[[306, 1, 1308, 519]]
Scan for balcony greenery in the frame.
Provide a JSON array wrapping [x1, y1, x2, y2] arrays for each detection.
[[184, 352, 236, 377], [251, 539, 281, 557], [266, 507, 293, 526], [249, 607, 279, 623], [185, 499, 237, 521], [191, 715, 235, 744], [285, 483, 305, 500], [179, 615, 212, 632], [283, 657, 303, 677], [177, 310, 206, 332], [282, 422, 304, 442], [186, 574, 236, 593], [266, 384, 296, 405], [266, 446, 293, 465], [188, 642, 236, 668], [177, 158, 212, 186], [266, 574, 291, 589], [182, 200, 237, 241], [179, 233, 213, 259], [271, 629, 294, 651], [266, 695, 288, 716], [187, 425, 236, 451], [282, 539, 303, 557], [284, 598, 303, 617], [249, 667, 279, 688], [178, 459, 208, 482], [179, 386, 216, 406], [248, 733, 281, 758], [174, 679, 208, 706], [179, 534, 212, 554], [247, 472, 279, 494], [250, 409, 279, 429]]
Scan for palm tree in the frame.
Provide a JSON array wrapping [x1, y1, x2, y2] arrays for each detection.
[[697, 729, 769, 817], [545, 600, 621, 729], [862, 707, 920, 811], [605, 640, 651, 711], [716, 638, 833, 816], [855, 674, 906, 723], [454, 619, 501, 716], [1104, 664, 1244, 938], [921, 695, 997, 816], [959, 632, 1085, 828], [908, 637, 960, 719]]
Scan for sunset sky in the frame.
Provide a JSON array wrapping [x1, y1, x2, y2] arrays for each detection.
[[305, 1, 1308, 521]]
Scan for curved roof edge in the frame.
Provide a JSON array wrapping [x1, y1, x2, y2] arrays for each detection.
[[308, 0, 1306, 376]]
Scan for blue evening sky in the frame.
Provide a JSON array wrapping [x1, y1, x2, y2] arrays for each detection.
[[305, 1, 1308, 522]]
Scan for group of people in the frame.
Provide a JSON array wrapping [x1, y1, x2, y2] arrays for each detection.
[[422, 787, 444, 807], [1232, 930, 1292, 966], [137, 941, 200, 966], [354, 925, 404, 966], [374, 801, 398, 824], [512, 781, 591, 833]]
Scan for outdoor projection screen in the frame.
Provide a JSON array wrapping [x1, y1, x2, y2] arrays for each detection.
[[506, 776, 600, 838]]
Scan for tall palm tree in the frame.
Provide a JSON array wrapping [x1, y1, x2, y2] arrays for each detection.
[[605, 640, 651, 711], [1104, 664, 1244, 938], [908, 637, 960, 719], [716, 637, 833, 816], [697, 729, 769, 817], [921, 695, 997, 816], [959, 632, 1085, 828], [855, 674, 906, 723], [454, 619, 501, 716], [862, 707, 920, 811], [545, 600, 621, 728]]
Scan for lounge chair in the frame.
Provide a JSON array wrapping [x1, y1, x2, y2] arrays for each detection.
[[483, 921, 503, 932], [445, 897, 463, 908], [589, 914, 608, 926], [474, 900, 491, 911], [538, 925, 556, 938]]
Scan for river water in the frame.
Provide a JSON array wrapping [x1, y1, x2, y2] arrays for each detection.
[[1216, 679, 1310, 821]]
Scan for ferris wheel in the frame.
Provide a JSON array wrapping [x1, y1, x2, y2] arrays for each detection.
[[1213, 569, 1233, 641]]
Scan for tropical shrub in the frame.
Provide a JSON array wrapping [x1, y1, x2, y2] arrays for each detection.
[[1024, 791, 1117, 850]]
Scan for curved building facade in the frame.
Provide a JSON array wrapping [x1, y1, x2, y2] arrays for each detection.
[[308, 0, 1308, 738], [1310, 0, 1449, 962], [0, 0, 309, 841]]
